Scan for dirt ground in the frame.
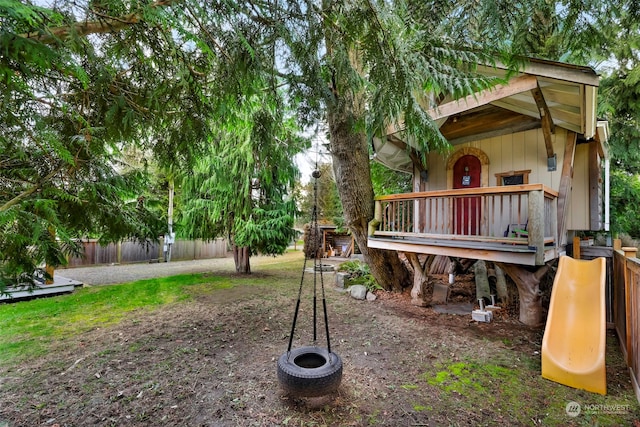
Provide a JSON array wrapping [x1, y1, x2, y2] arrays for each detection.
[[0, 253, 637, 426]]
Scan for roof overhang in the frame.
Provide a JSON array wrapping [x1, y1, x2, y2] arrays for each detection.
[[374, 58, 606, 173]]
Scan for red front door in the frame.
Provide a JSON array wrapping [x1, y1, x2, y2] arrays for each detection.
[[453, 155, 481, 235]]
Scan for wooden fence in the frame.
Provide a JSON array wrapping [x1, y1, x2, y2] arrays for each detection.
[[65, 238, 228, 267], [612, 242, 640, 403]]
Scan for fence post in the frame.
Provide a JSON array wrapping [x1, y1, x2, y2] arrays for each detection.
[[573, 236, 581, 260], [195, 240, 201, 260], [613, 238, 622, 251], [622, 247, 637, 259], [622, 246, 638, 365]]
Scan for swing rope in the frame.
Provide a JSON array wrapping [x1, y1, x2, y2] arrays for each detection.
[[286, 166, 332, 357]]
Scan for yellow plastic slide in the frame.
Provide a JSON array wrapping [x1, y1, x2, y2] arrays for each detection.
[[541, 255, 607, 395]]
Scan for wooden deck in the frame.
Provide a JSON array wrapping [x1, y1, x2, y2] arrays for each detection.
[[368, 235, 560, 266], [368, 184, 560, 266], [0, 276, 83, 302]]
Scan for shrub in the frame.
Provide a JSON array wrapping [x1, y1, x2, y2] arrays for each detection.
[[337, 260, 383, 293]]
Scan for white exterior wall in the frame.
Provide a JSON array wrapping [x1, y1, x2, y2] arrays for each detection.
[[566, 143, 590, 230]]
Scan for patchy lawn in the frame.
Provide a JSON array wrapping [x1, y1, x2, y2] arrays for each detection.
[[0, 251, 637, 426]]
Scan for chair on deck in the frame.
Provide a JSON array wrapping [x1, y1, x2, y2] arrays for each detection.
[[504, 222, 528, 239]]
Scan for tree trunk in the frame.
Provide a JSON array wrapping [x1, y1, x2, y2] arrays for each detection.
[[406, 253, 433, 306], [496, 262, 549, 326], [233, 245, 251, 274], [494, 265, 509, 304], [474, 260, 491, 302], [326, 101, 410, 292]]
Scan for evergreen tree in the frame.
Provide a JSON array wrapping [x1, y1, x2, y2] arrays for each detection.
[[297, 162, 343, 227], [0, 0, 223, 288], [3, 0, 633, 290], [180, 93, 307, 273], [594, 2, 640, 237]]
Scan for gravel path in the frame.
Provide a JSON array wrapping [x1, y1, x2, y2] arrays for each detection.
[[56, 250, 344, 286], [57, 256, 237, 286]]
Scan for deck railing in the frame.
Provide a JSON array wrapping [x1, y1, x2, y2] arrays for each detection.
[[372, 184, 558, 264]]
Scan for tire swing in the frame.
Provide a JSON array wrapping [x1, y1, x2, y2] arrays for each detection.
[[277, 168, 342, 397]]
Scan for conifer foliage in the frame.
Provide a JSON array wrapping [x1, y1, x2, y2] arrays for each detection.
[[180, 93, 307, 274], [0, 0, 210, 289], [2, 0, 637, 290]]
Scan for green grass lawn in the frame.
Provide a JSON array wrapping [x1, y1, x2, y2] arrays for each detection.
[[0, 253, 637, 427], [0, 253, 304, 367], [0, 274, 217, 365]]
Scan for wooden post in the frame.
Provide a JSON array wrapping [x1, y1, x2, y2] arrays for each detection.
[[589, 142, 602, 230], [368, 200, 382, 236], [45, 226, 56, 284], [549, 194, 558, 250], [557, 131, 577, 246], [474, 260, 491, 301], [528, 189, 545, 265], [614, 238, 622, 251], [322, 230, 327, 258], [573, 236, 581, 260], [494, 265, 508, 304], [622, 246, 638, 365]]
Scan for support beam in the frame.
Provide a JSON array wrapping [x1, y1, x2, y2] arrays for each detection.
[[427, 75, 538, 121], [528, 189, 545, 265], [531, 83, 556, 162], [589, 142, 603, 231], [556, 131, 577, 246]]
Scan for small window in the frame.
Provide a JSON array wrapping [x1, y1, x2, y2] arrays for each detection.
[[503, 175, 524, 185], [495, 170, 531, 186]]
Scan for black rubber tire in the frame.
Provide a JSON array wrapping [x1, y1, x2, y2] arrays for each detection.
[[277, 346, 343, 397]]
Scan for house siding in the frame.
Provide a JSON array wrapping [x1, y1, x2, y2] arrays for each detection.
[[567, 143, 590, 231], [421, 127, 592, 231]]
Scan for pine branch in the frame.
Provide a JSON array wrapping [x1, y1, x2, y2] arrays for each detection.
[[183, 3, 231, 60], [20, 0, 178, 44], [0, 167, 62, 212]]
